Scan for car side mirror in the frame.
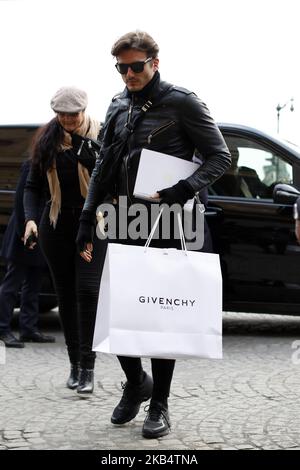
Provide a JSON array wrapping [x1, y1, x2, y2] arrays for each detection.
[[273, 183, 300, 204]]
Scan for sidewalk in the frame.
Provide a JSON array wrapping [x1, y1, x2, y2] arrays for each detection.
[[1, 312, 300, 450]]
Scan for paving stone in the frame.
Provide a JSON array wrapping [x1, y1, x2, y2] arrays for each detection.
[[25, 438, 46, 444], [3, 432, 22, 439], [1, 313, 300, 450], [5, 441, 31, 449], [23, 433, 41, 438]]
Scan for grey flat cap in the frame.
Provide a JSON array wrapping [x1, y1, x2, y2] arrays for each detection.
[[50, 86, 88, 113]]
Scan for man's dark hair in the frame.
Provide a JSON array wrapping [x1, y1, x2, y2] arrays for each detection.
[[111, 30, 159, 58]]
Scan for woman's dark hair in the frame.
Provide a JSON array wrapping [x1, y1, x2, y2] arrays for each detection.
[[111, 30, 159, 58], [30, 118, 64, 171]]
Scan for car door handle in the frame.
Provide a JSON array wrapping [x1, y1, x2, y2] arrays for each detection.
[[205, 206, 223, 218]]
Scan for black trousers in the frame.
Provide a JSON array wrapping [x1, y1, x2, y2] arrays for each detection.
[[111, 234, 176, 401], [39, 206, 107, 369], [0, 261, 42, 335]]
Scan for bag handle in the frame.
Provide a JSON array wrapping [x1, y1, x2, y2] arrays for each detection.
[[144, 208, 164, 249], [144, 208, 187, 255], [177, 212, 187, 253]]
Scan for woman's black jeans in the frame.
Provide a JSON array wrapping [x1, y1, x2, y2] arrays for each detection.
[[39, 206, 107, 369]]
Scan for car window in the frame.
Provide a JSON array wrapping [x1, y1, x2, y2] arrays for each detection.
[[0, 126, 37, 191], [210, 135, 293, 199]]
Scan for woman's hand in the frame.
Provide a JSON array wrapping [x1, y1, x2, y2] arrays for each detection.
[[80, 242, 93, 263], [23, 220, 38, 249]]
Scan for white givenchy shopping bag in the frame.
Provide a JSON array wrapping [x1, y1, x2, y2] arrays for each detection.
[[93, 243, 222, 359]]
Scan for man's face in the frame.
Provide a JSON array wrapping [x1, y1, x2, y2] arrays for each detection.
[[116, 49, 159, 92]]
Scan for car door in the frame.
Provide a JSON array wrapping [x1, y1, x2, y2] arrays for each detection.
[[208, 128, 300, 314], [0, 125, 57, 312]]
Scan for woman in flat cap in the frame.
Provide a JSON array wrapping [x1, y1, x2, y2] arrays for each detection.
[[23, 86, 106, 395]]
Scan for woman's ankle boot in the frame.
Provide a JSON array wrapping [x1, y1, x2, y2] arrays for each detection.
[[66, 363, 80, 389], [77, 368, 94, 395]]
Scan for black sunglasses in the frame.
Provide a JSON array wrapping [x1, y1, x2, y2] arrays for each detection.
[[115, 57, 153, 74]]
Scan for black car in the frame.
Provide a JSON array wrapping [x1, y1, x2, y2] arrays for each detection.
[[0, 124, 57, 312], [208, 123, 300, 315], [1, 123, 300, 314]]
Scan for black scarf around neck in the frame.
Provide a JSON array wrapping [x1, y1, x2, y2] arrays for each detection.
[[127, 71, 160, 100]]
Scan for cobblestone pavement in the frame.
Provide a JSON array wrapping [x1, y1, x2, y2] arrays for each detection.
[[1, 311, 300, 451]]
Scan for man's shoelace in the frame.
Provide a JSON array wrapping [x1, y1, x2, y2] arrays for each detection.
[[120, 381, 138, 403], [144, 404, 169, 424]]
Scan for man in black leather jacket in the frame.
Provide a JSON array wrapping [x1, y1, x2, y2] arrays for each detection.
[[76, 30, 231, 439]]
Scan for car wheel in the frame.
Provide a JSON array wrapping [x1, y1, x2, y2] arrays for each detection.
[[39, 297, 58, 313]]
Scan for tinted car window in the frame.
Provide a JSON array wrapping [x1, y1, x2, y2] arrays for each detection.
[[211, 135, 293, 199], [0, 126, 38, 214]]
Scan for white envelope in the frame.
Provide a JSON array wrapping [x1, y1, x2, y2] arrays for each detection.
[[133, 148, 199, 205]]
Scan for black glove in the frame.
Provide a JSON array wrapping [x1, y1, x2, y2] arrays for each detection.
[[76, 211, 95, 252], [158, 180, 195, 206]]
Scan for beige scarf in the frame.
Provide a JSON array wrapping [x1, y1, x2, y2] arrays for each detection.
[[47, 115, 101, 228]]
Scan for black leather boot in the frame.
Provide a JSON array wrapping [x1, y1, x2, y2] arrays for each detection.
[[66, 363, 80, 390], [77, 368, 94, 395], [142, 400, 171, 438], [111, 372, 153, 424]]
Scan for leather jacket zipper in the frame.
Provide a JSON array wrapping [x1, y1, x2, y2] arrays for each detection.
[[147, 121, 176, 144], [77, 140, 85, 156], [124, 101, 134, 204], [77, 138, 99, 158], [124, 153, 133, 204], [126, 103, 133, 128]]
